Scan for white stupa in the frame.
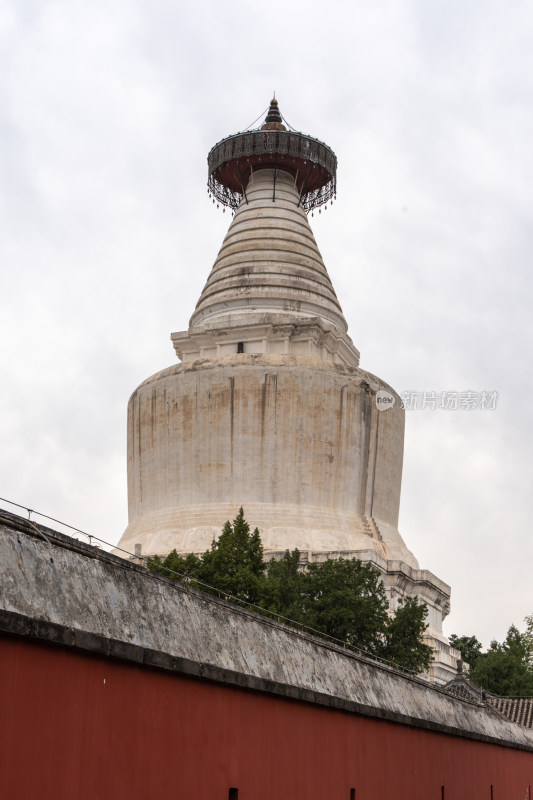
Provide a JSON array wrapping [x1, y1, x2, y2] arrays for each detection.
[[116, 99, 461, 683]]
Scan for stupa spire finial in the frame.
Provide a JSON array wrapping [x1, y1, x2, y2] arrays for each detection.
[[261, 96, 286, 130]]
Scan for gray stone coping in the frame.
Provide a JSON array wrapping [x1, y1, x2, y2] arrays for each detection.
[[1, 509, 533, 752]]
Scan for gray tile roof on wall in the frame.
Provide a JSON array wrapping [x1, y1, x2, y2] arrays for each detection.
[[444, 675, 533, 728]]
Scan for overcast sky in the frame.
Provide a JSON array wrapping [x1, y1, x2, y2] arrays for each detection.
[[1, 0, 532, 648]]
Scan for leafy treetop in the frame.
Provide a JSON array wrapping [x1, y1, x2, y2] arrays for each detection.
[[450, 624, 533, 697]]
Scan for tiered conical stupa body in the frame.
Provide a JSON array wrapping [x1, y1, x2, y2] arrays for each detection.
[[117, 100, 461, 683]]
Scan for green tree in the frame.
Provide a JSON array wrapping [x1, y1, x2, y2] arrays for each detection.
[[148, 550, 202, 583], [196, 507, 265, 604], [469, 625, 533, 696], [260, 549, 305, 622], [524, 614, 533, 667], [380, 597, 432, 674], [298, 557, 389, 655], [448, 634, 484, 669], [262, 554, 431, 673]]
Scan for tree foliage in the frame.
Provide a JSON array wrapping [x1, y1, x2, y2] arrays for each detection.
[[380, 597, 432, 674], [297, 558, 389, 654], [451, 622, 533, 697], [147, 507, 264, 604], [147, 509, 433, 675], [524, 614, 533, 667], [199, 507, 265, 603], [448, 634, 484, 669], [260, 548, 303, 621], [469, 625, 533, 696], [148, 550, 202, 582]]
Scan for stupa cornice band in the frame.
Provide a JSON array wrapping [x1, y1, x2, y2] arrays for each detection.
[[172, 316, 360, 367]]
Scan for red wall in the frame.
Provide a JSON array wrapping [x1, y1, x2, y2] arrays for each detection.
[[1, 635, 532, 800]]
